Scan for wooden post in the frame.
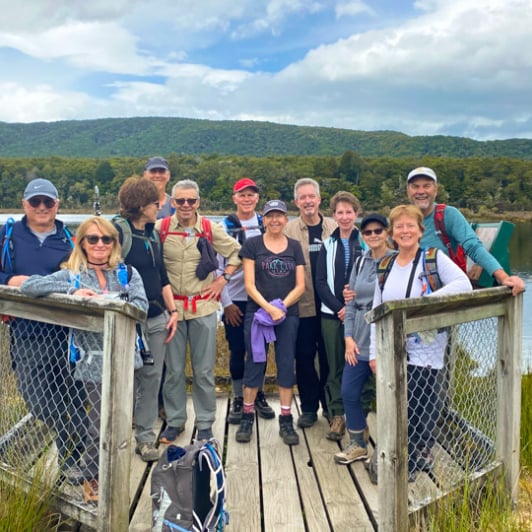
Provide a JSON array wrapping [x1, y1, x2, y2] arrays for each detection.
[[98, 310, 137, 531], [496, 294, 523, 507], [377, 310, 409, 532]]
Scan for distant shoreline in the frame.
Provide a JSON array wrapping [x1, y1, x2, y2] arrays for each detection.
[[2, 209, 531, 224]]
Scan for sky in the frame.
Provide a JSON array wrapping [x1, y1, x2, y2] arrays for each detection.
[[0, 0, 531, 140]]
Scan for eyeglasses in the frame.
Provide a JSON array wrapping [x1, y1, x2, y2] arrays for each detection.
[[27, 197, 56, 209], [84, 235, 114, 245], [362, 228, 386, 236], [173, 198, 198, 206], [147, 201, 160, 208]]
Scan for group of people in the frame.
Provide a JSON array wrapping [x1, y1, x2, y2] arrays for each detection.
[[0, 161, 525, 502]]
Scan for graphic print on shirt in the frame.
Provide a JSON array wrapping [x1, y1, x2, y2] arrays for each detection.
[[261, 255, 296, 277]]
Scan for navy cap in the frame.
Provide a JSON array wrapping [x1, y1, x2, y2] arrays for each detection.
[[263, 199, 287, 215], [145, 157, 169, 171], [360, 213, 388, 230]]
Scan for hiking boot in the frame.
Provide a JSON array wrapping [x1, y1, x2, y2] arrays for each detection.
[[279, 414, 299, 446], [326, 415, 346, 441], [61, 464, 84, 485], [416, 445, 434, 472], [297, 411, 318, 428], [159, 425, 185, 444], [135, 441, 160, 462], [197, 427, 213, 441], [255, 391, 275, 419], [236, 412, 254, 443], [334, 441, 368, 465], [228, 396, 243, 424], [83, 479, 99, 504]]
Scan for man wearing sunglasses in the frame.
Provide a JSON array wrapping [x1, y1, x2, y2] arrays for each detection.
[[0, 178, 86, 484], [155, 179, 241, 443]]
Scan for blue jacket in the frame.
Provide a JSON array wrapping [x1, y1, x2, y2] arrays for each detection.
[[0, 216, 73, 283], [0, 216, 73, 337]]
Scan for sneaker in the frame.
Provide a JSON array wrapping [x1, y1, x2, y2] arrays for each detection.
[[326, 415, 346, 441], [135, 441, 160, 462], [416, 445, 434, 472], [334, 441, 368, 464], [279, 414, 299, 445], [236, 412, 254, 443], [255, 391, 275, 419], [83, 479, 99, 504], [61, 464, 85, 485], [297, 411, 318, 428], [228, 396, 243, 424], [197, 427, 213, 441], [159, 425, 185, 444]]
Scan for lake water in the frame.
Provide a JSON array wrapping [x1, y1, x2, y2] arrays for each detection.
[[2, 214, 531, 371]]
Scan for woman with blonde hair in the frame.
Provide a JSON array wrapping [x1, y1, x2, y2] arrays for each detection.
[[21, 216, 148, 502]]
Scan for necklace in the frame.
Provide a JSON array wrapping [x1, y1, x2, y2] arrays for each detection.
[[87, 260, 109, 266]]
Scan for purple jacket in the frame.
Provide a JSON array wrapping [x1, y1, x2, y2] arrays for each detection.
[[250, 299, 287, 362]]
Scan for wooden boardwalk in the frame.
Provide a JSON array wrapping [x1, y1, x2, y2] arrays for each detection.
[[129, 396, 376, 532], [28, 394, 484, 531]]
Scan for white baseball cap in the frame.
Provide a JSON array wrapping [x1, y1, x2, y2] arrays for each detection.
[[407, 167, 437, 183]]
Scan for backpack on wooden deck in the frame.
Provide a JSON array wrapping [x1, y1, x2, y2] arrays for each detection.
[[151, 438, 229, 532]]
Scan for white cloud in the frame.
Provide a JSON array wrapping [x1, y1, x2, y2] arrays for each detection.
[[335, 1, 374, 18], [0, 0, 531, 139]]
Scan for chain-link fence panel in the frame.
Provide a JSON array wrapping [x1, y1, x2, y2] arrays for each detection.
[[0, 318, 97, 502], [407, 317, 497, 487]]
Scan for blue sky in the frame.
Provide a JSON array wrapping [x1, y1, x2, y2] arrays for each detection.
[[0, 0, 530, 140]]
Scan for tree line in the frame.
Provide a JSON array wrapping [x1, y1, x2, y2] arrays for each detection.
[[1, 152, 531, 215]]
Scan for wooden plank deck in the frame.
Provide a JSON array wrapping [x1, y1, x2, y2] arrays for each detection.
[[129, 395, 377, 531], [14, 393, 473, 531]]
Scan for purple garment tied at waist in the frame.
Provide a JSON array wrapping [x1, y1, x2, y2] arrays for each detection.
[[251, 299, 287, 362]]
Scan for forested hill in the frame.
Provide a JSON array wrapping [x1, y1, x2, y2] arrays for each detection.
[[1, 117, 531, 159]]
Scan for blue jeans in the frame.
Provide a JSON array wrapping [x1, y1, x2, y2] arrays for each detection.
[[341, 359, 373, 431]]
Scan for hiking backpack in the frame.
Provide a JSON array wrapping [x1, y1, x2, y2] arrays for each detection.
[[433, 204, 467, 273], [1, 217, 75, 274], [112, 215, 161, 259], [158, 215, 213, 244], [223, 213, 264, 244], [151, 438, 229, 532], [377, 247, 442, 295]]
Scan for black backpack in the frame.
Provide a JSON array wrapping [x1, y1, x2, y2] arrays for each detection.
[[151, 438, 228, 532]]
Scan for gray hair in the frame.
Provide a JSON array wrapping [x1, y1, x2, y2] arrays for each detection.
[[171, 179, 200, 197], [293, 178, 320, 199]]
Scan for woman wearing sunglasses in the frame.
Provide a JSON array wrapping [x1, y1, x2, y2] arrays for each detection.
[[334, 213, 394, 465], [21, 216, 148, 503]]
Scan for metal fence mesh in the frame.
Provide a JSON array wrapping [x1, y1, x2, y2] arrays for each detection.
[[0, 318, 98, 504], [408, 317, 498, 490]]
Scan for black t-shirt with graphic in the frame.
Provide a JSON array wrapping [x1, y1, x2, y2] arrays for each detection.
[[239, 235, 306, 316]]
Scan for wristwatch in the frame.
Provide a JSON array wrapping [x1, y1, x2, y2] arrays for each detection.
[[222, 273, 232, 282]]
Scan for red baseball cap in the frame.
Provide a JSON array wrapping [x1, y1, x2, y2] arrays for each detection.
[[233, 178, 259, 193]]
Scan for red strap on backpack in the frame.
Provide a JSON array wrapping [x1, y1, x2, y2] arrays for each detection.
[[433, 204, 467, 272], [159, 216, 212, 244]]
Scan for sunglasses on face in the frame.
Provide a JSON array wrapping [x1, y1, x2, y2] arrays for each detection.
[[362, 228, 386, 236], [27, 197, 56, 209], [173, 198, 198, 206], [84, 235, 114, 245]]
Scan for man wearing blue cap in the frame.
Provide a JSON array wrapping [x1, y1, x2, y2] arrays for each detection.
[[143, 156, 175, 219], [0, 178, 86, 483]]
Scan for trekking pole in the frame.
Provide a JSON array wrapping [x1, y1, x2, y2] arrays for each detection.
[[93, 185, 101, 216]]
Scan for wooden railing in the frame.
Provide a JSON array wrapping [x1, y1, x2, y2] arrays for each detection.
[[0, 285, 145, 531], [366, 286, 522, 532]]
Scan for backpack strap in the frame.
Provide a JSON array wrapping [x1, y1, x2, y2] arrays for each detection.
[[433, 204, 467, 272], [159, 216, 213, 244], [1, 217, 16, 273], [377, 253, 397, 292], [421, 247, 442, 294]]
